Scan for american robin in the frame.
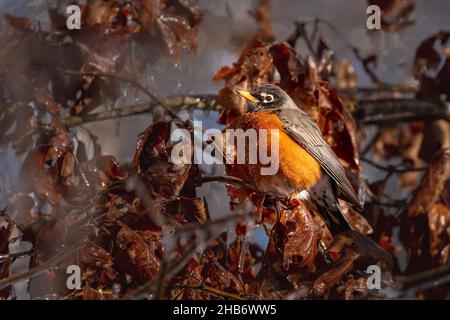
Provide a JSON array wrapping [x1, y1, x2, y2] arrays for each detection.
[[229, 84, 363, 234]]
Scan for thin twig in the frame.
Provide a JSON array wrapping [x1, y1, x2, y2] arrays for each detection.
[[366, 200, 406, 208], [337, 85, 418, 95], [154, 260, 169, 300], [175, 210, 254, 238], [354, 99, 450, 125], [0, 128, 40, 148], [0, 249, 34, 263], [399, 263, 450, 291], [171, 284, 245, 300], [0, 240, 85, 289], [361, 157, 427, 173], [60, 68, 182, 121], [201, 175, 259, 193], [361, 130, 380, 157]]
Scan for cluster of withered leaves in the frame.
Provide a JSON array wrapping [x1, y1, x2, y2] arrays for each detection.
[[362, 29, 450, 298], [0, 219, 13, 299], [0, 0, 202, 299], [66, 119, 219, 299], [0, 0, 202, 153]]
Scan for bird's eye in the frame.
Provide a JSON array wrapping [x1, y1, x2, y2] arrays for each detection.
[[260, 92, 274, 104]]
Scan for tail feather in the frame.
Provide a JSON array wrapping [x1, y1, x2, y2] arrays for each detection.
[[306, 174, 353, 235], [314, 203, 351, 234]]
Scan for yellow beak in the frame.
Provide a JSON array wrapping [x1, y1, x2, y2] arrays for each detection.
[[236, 90, 259, 102]]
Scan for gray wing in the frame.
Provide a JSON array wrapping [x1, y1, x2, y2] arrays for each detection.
[[278, 108, 363, 211]]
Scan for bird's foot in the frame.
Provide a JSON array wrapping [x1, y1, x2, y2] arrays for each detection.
[[262, 193, 289, 222]]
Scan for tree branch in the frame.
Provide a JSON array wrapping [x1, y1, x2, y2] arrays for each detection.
[[0, 240, 85, 290], [399, 263, 450, 291], [201, 175, 259, 193], [361, 157, 427, 173], [64, 95, 219, 127], [171, 284, 245, 300], [354, 99, 450, 125], [60, 68, 183, 121]]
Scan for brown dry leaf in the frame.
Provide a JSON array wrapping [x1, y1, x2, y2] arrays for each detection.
[[313, 231, 392, 297], [269, 43, 313, 114], [213, 39, 275, 123], [399, 214, 431, 273], [312, 211, 333, 250], [115, 225, 161, 282], [45, 0, 201, 116], [373, 127, 402, 161], [407, 150, 450, 217], [169, 239, 246, 299], [60, 152, 75, 187], [167, 256, 206, 300], [339, 201, 373, 235], [82, 155, 126, 189], [83, 0, 119, 28], [4, 14, 32, 31], [324, 91, 361, 170], [79, 246, 114, 270], [428, 203, 450, 264], [34, 87, 63, 116], [372, 124, 425, 189], [257, 203, 322, 293], [202, 259, 245, 296], [414, 31, 450, 101], [419, 120, 450, 163], [7, 104, 36, 155], [34, 220, 68, 265], [334, 276, 369, 300], [19, 146, 64, 206], [249, 0, 274, 42], [282, 204, 321, 272], [336, 58, 358, 89], [312, 250, 359, 297], [133, 121, 194, 198], [212, 0, 275, 123], [139, 0, 202, 57], [0, 222, 13, 299], [17, 127, 82, 206], [165, 197, 209, 224], [45, 128, 74, 166]]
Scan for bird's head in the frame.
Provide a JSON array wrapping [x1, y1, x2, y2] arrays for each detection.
[[236, 84, 291, 112]]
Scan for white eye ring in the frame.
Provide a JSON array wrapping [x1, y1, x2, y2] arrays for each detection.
[[261, 92, 274, 103]]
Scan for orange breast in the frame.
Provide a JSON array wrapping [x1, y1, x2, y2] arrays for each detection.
[[227, 112, 322, 195]]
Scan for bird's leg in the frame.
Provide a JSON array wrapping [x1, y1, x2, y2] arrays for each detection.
[[318, 241, 335, 265], [274, 200, 284, 222], [262, 192, 277, 220], [262, 193, 288, 222]]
